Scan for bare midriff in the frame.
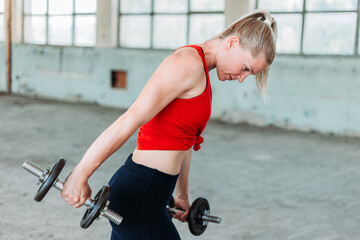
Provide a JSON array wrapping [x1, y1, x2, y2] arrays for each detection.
[[132, 148, 190, 175]]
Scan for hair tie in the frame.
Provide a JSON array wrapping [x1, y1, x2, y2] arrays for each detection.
[[263, 19, 272, 26]]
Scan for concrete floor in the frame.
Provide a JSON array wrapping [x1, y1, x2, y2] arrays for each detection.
[[1, 93, 360, 240]]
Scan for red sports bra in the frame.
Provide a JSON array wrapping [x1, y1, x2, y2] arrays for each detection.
[[136, 45, 212, 151]]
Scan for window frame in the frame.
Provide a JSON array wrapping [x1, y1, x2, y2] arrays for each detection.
[[22, 0, 97, 47], [256, 0, 360, 56], [0, 0, 4, 42], [118, 0, 225, 50]]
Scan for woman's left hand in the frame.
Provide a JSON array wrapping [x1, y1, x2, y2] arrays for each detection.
[[173, 196, 191, 222]]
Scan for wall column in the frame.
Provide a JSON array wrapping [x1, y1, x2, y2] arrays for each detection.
[[225, 0, 255, 26], [96, 0, 119, 48]]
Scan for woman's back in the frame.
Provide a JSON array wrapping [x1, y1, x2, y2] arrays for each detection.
[[133, 45, 212, 175]]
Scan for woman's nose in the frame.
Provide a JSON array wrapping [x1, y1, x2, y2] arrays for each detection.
[[237, 73, 248, 83]]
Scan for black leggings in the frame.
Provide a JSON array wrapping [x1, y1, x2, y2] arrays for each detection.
[[107, 154, 181, 240]]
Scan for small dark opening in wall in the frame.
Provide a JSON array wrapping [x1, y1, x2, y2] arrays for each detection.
[[112, 70, 127, 89]]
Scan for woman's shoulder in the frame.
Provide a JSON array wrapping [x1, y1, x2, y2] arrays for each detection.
[[164, 46, 205, 77], [172, 46, 203, 62], [149, 46, 206, 94]]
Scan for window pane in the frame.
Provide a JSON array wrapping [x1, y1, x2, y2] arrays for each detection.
[[48, 16, 73, 45], [75, 0, 97, 13], [154, 0, 187, 13], [0, 14, 4, 41], [24, 0, 47, 14], [49, 0, 73, 15], [258, 0, 303, 12], [190, 0, 225, 11], [24, 16, 46, 44], [153, 15, 187, 49], [120, 0, 151, 13], [272, 14, 302, 53], [120, 15, 151, 48], [74, 15, 96, 46], [0, 0, 4, 12], [303, 13, 357, 55], [306, 0, 357, 11], [189, 14, 225, 43], [0, 0, 3, 41]]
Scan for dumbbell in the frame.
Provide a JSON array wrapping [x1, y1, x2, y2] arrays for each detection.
[[167, 196, 222, 236], [22, 159, 123, 229]]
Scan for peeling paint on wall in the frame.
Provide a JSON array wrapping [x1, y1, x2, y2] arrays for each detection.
[[1, 44, 360, 137]]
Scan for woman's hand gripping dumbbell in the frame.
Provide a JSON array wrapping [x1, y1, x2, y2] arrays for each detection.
[[22, 159, 123, 228], [167, 196, 222, 236]]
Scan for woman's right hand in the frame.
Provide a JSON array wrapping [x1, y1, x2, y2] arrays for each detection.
[[173, 195, 191, 223], [61, 167, 92, 208]]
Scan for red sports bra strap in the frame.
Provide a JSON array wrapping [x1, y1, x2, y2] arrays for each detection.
[[178, 45, 210, 83]]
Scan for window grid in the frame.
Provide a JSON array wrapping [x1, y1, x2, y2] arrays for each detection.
[[0, 0, 4, 42], [150, 0, 154, 48], [22, 0, 96, 47], [355, 0, 360, 54], [256, 0, 360, 56], [118, 0, 224, 50], [186, 0, 191, 47], [300, 0, 306, 54]]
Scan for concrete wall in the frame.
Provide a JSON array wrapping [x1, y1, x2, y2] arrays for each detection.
[[5, 44, 360, 137], [1, 0, 359, 137], [214, 56, 360, 136], [0, 43, 5, 91], [10, 44, 170, 108]]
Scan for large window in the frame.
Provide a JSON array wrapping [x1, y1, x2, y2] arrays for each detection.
[[23, 0, 97, 46], [0, 0, 4, 41], [257, 0, 360, 55], [119, 0, 225, 49]]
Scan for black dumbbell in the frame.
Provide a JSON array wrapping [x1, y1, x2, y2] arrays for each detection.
[[167, 196, 222, 236], [22, 159, 123, 229]]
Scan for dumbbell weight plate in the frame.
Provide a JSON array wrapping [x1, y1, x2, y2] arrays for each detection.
[[80, 185, 111, 229], [188, 197, 210, 236], [34, 158, 66, 202]]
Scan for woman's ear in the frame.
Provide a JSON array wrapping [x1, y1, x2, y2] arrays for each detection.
[[226, 36, 240, 50]]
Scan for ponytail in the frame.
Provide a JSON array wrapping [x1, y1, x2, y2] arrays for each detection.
[[213, 9, 277, 99]]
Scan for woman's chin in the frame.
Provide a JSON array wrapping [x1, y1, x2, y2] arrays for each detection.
[[218, 76, 228, 81]]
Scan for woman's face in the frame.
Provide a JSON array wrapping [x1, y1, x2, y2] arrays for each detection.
[[216, 37, 269, 83]]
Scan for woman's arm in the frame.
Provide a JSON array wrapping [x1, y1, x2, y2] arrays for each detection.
[[61, 51, 204, 207], [174, 150, 192, 222]]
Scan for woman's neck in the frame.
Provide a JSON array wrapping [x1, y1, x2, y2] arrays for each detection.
[[198, 38, 223, 71]]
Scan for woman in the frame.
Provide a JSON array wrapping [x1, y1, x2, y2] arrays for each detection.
[[61, 9, 277, 239]]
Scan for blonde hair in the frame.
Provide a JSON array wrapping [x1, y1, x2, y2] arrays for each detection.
[[214, 9, 277, 99]]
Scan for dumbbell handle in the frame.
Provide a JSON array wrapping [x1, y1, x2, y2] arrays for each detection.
[[167, 207, 222, 224], [22, 160, 123, 225]]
